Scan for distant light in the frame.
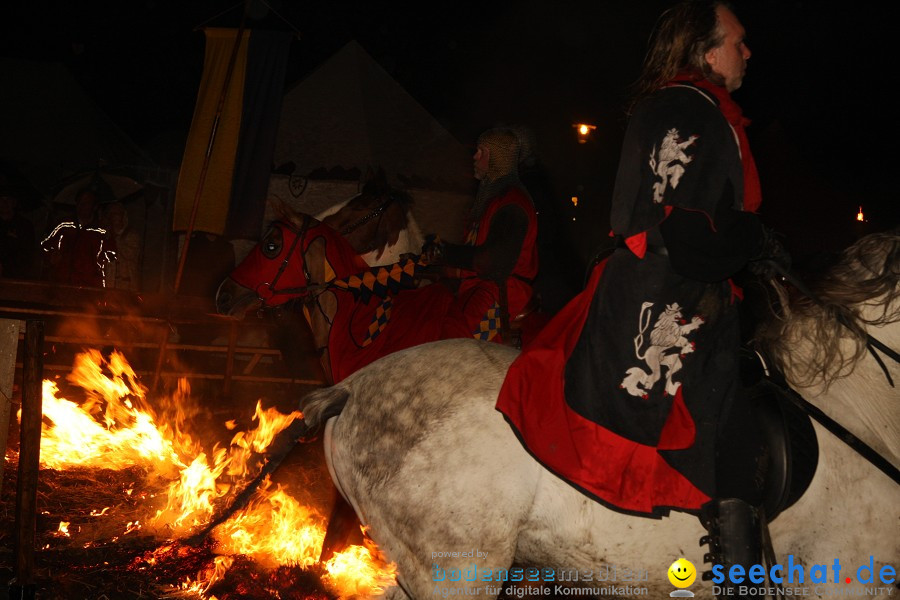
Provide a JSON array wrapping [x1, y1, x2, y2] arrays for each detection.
[[571, 196, 578, 207], [857, 205, 865, 222], [572, 217, 576, 221], [573, 123, 597, 144]]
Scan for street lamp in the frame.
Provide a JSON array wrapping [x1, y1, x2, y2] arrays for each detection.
[[573, 123, 596, 144]]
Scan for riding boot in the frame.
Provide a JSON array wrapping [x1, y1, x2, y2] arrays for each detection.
[[700, 498, 762, 600]]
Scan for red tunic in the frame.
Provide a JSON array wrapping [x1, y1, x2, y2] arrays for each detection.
[[455, 187, 538, 342]]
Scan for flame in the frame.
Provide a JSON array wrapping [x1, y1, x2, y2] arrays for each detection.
[[324, 537, 398, 596], [205, 480, 397, 596], [124, 520, 142, 535], [56, 521, 70, 537], [151, 447, 231, 529], [179, 555, 233, 595], [573, 122, 596, 143], [36, 350, 184, 472], [214, 480, 323, 567], [227, 401, 304, 478], [32, 349, 395, 597], [205, 556, 234, 594]]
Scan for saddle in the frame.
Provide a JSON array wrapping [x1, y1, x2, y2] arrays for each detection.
[[738, 348, 819, 520]]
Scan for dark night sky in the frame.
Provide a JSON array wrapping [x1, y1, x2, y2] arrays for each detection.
[[2, 0, 896, 260]]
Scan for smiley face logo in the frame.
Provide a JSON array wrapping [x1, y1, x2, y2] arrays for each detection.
[[668, 558, 696, 588]]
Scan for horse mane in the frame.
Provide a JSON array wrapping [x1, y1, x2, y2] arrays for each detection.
[[759, 229, 900, 389], [358, 176, 414, 212], [266, 172, 418, 265], [330, 172, 415, 257]]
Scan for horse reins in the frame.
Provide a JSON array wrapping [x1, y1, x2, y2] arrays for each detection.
[[255, 217, 337, 352], [774, 264, 900, 386], [338, 194, 395, 236], [338, 193, 397, 254], [258, 215, 328, 301], [767, 264, 900, 486]]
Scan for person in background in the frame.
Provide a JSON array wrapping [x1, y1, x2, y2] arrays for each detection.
[[41, 188, 115, 287], [104, 201, 141, 291], [425, 127, 539, 345]]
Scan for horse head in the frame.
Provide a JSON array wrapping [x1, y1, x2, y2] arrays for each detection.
[[215, 208, 368, 319], [322, 169, 416, 261]]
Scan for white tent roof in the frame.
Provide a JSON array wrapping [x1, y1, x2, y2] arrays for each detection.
[[274, 41, 472, 192]]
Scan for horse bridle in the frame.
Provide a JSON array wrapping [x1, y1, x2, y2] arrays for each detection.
[[257, 215, 328, 304], [338, 193, 398, 253]]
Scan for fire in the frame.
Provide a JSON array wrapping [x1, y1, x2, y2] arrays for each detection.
[[28, 349, 396, 598], [151, 447, 231, 529], [227, 400, 305, 478], [324, 538, 398, 596], [214, 480, 324, 567], [55, 521, 71, 537], [179, 555, 234, 596], [37, 349, 184, 472]]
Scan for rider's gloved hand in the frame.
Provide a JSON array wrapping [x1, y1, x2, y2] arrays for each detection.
[[747, 227, 791, 280]]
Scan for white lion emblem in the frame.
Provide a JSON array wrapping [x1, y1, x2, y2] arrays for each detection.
[[649, 128, 698, 203], [621, 301, 704, 398]]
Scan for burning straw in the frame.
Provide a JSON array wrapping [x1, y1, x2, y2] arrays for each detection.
[[2, 349, 395, 599]]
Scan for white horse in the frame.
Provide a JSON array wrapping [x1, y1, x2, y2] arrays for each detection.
[[299, 231, 900, 599]]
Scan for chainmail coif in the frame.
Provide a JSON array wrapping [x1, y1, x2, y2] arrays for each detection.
[[473, 128, 524, 220]]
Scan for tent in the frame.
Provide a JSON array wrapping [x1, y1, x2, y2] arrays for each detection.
[[273, 41, 472, 192]]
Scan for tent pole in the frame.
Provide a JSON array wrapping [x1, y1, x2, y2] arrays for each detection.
[[154, 9, 248, 391], [172, 12, 248, 295]]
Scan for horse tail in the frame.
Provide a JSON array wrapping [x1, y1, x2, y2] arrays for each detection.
[[300, 385, 350, 437]]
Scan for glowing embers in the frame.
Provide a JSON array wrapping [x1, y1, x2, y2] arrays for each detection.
[[21, 349, 396, 598]]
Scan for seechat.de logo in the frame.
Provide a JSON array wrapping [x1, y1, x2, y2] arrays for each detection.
[[710, 555, 896, 587]]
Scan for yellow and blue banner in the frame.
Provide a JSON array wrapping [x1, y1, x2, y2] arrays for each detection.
[[174, 28, 291, 238]]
